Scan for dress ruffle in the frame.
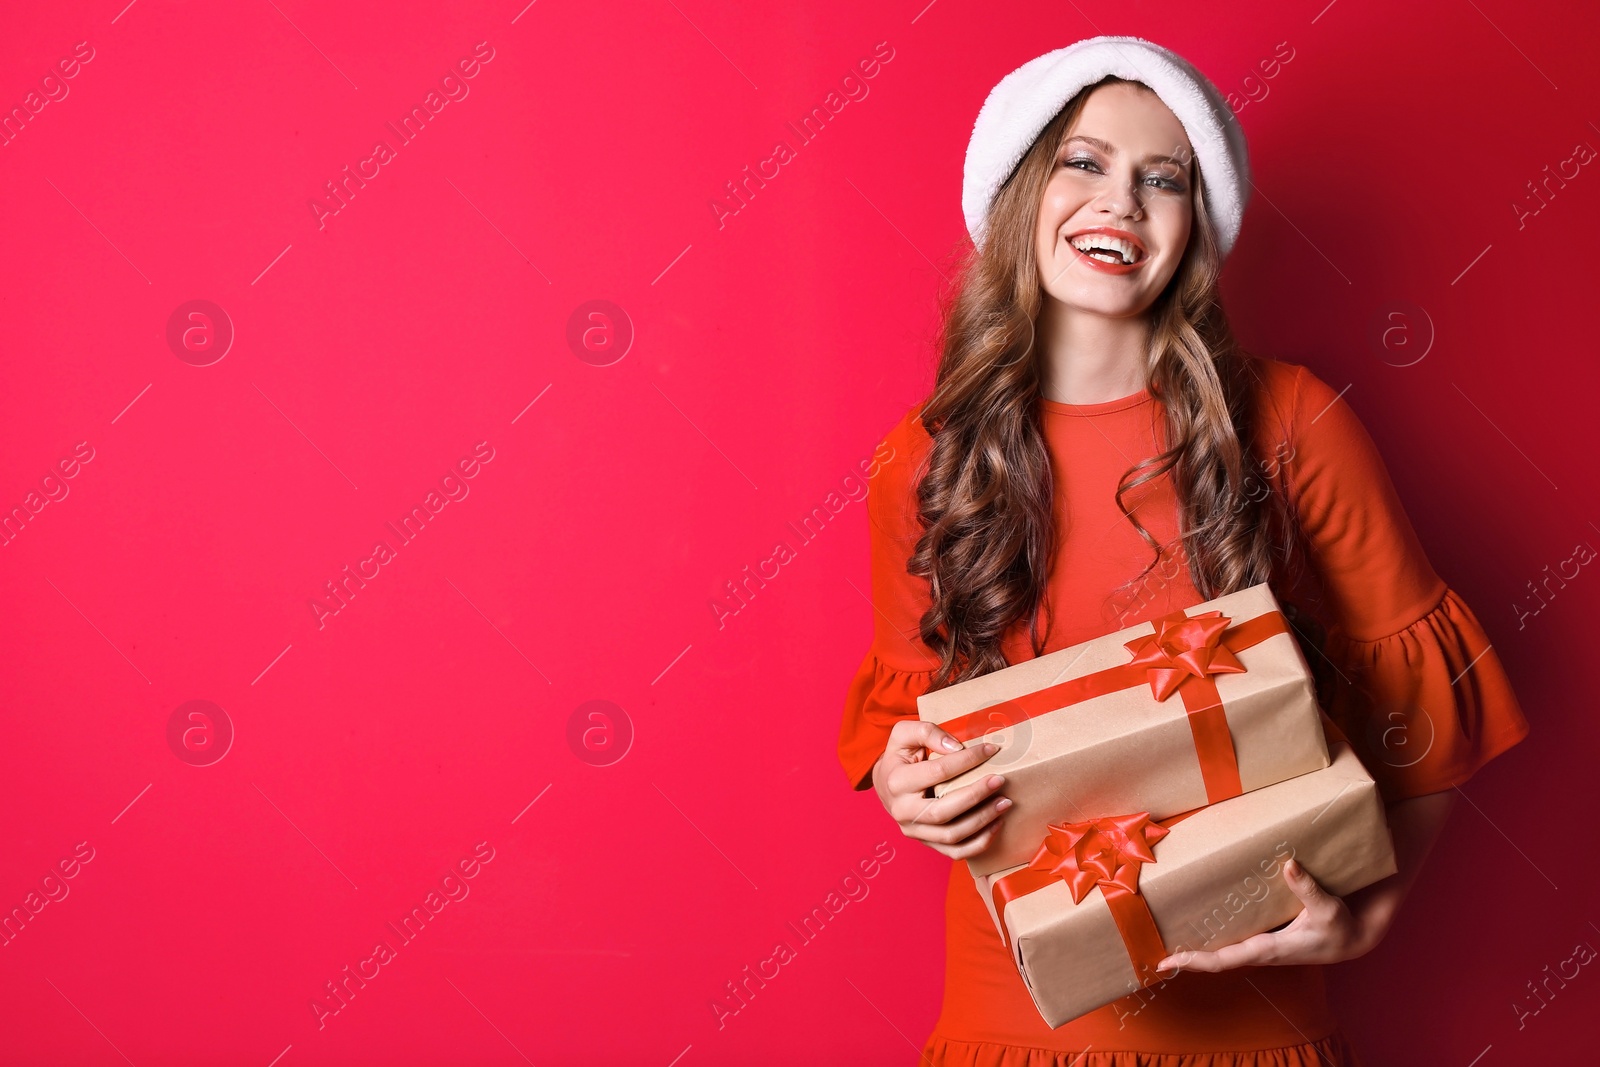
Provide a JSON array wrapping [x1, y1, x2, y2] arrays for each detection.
[[921, 1029, 1365, 1067], [1320, 586, 1530, 804], [838, 649, 938, 790]]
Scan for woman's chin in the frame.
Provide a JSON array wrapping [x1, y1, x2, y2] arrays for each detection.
[[1044, 290, 1157, 319]]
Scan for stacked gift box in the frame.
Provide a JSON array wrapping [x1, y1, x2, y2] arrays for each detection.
[[917, 583, 1398, 1028]]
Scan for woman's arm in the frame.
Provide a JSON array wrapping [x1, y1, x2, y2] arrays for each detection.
[[1154, 788, 1456, 974], [1345, 789, 1456, 942], [1152, 363, 1527, 975]]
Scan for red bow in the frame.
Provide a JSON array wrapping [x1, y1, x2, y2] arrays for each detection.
[[1122, 610, 1247, 701], [1026, 812, 1170, 904]]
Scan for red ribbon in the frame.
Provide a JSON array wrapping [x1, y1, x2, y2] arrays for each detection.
[[991, 807, 1201, 987], [931, 607, 1288, 805], [1122, 611, 1246, 701], [1031, 811, 1168, 902]]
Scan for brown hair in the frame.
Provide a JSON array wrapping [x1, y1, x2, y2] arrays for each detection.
[[910, 76, 1300, 690]]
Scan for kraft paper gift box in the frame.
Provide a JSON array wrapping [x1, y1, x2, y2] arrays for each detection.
[[974, 741, 1398, 1029], [917, 583, 1329, 878]]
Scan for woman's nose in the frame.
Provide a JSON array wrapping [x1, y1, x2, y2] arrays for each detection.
[[1096, 175, 1145, 221]]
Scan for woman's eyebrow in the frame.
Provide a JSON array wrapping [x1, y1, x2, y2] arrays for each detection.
[[1062, 134, 1190, 168]]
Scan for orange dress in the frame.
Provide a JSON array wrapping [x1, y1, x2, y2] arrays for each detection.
[[837, 356, 1531, 1066]]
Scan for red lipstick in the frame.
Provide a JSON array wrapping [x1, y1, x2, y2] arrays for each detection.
[[1063, 226, 1147, 275]]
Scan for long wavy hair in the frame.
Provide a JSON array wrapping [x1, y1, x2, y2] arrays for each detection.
[[911, 76, 1303, 690]]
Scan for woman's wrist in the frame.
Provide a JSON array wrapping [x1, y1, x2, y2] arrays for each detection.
[[1346, 789, 1458, 952], [1343, 875, 1406, 955]]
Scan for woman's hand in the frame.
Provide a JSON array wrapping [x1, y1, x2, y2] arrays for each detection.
[[872, 720, 1011, 859], [1153, 789, 1456, 976], [1153, 858, 1382, 975]]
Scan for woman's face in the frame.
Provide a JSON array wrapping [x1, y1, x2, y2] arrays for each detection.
[[1034, 82, 1195, 319]]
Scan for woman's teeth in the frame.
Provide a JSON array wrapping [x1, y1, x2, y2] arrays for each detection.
[[1068, 234, 1141, 264]]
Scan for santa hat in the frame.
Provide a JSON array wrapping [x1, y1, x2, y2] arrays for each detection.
[[962, 35, 1250, 258]]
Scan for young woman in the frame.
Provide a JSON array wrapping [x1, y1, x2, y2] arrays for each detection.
[[838, 36, 1530, 1066]]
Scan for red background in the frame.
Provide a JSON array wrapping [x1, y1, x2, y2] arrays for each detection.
[[1, 1, 1594, 1063]]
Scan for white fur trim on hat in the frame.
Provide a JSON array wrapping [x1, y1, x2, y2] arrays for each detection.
[[962, 35, 1250, 259]]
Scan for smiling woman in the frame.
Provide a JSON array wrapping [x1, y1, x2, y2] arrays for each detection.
[[841, 33, 1528, 1067], [1033, 81, 1201, 406], [1051, 130, 1191, 268]]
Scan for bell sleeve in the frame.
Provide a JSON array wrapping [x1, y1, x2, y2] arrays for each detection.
[[838, 410, 944, 792], [1280, 364, 1531, 804]]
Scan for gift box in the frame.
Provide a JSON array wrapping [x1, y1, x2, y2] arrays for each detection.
[[917, 583, 1330, 877], [973, 741, 1398, 1029]]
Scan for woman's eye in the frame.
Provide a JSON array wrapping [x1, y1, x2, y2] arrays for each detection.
[[1146, 172, 1186, 191], [1063, 157, 1183, 191]]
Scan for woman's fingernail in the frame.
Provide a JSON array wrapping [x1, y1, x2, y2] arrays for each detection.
[[983, 742, 998, 754], [986, 775, 1005, 788], [942, 738, 962, 752], [996, 797, 1013, 811]]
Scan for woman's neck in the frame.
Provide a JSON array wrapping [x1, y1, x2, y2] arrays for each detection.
[[1036, 302, 1152, 405]]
